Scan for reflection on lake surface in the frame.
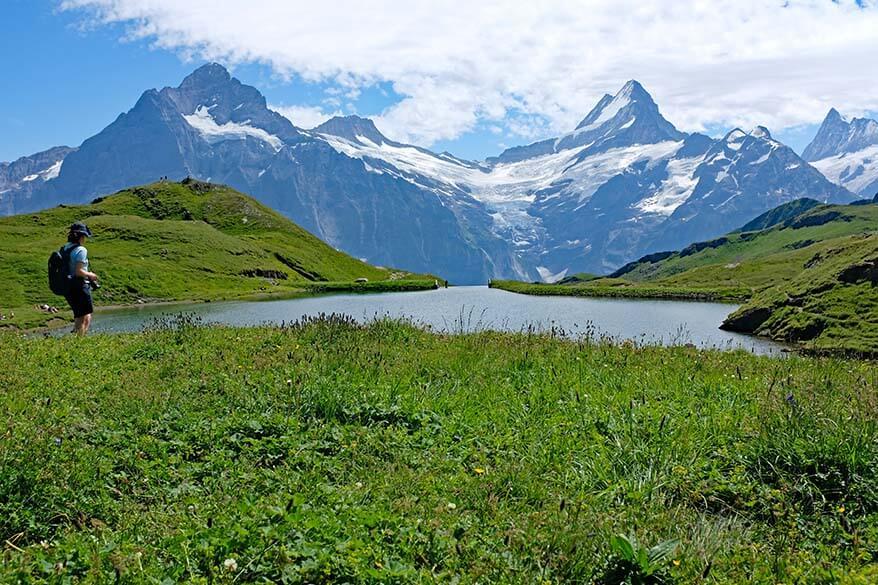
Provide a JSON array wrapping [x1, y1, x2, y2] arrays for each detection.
[[87, 286, 786, 355]]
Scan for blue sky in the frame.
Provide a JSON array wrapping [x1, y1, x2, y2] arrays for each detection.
[[2, 0, 877, 163], [0, 2, 402, 161]]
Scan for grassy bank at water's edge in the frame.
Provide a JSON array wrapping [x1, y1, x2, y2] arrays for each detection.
[[1, 318, 877, 582], [490, 280, 749, 303]]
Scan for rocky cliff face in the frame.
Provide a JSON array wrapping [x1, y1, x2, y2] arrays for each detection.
[[0, 146, 75, 215]]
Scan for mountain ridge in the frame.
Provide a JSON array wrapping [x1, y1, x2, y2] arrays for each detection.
[[0, 64, 857, 283]]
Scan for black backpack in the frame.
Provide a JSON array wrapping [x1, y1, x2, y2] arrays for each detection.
[[48, 245, 79, 296]]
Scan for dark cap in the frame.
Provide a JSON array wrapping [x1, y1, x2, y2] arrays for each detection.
[[69, 222, 93, 237]]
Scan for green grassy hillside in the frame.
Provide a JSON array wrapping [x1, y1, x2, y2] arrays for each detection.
[[1, 319, 877, 582], [0, 179, 434, 328], [721, 232, 878, 354], [493, 202, 878, 352]]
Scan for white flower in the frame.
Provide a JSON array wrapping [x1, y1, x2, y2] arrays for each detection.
[[223, 558, 238, 572], [446, 502, 457, 510]]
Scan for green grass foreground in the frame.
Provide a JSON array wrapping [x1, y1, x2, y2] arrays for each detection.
[[2, 318, 877, 583]]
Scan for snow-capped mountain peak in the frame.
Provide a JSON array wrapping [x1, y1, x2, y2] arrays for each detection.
[[805, 109, 878, 196], [493, 80, 683, 164], [574, 80, 651, 131], [804, 108, 878, 161]]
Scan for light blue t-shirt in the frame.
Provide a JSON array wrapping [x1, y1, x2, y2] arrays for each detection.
[[63, 243, 88, 277]]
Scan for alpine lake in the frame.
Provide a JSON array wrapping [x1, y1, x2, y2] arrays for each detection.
[[84, 286, 786, 354]]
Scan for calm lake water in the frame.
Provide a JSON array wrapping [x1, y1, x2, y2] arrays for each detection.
[[86, 286, 786, 354]]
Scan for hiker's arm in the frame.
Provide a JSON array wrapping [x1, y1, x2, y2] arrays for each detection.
[[75, 262, 98, 281]]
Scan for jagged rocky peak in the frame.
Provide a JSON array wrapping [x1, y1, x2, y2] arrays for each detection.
[[803, 108, 878, 161], [151, 62, 304, 144], [553, 79, 683, 153], [494, 80, 684, 164], [164, 63, 266, 118], [826, 107, 847, 124], [805, 108, 878, 196], [179, 62, 233, 89], [573, 80, 657, 131], [314, 115, 389, 145]]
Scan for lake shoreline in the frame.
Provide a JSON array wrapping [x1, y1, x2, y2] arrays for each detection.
[[6, 279, 441, 334], [32, 286, 788, 355], [489, 279, 750, 303]]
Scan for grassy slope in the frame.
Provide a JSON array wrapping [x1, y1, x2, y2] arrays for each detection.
[[1, 320, 877, 583], [722, 233, 878, 354], [0, 180, 434, 329], [494, 203, 878, 352]]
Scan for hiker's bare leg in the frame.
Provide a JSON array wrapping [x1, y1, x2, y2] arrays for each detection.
[[72, 314, 92, 334]]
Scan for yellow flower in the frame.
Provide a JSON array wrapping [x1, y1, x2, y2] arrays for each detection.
[[474, 467, 486, 475], [838, 505, 846, 514], [673, 559, 681, 567]]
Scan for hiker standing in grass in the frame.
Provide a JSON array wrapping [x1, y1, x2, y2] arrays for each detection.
[[61, 222, 99, 334]]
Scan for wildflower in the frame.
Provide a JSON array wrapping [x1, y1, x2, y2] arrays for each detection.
[[446, 502, 457, 510], [838, 505, 846, 514], [673, 559, 681, 567], [355, 482, 363, 488], [474, 467, 486, 475], [224, 558, 238, 572]]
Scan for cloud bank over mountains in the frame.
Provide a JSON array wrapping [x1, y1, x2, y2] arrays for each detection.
[[61, 0, 878, 149]]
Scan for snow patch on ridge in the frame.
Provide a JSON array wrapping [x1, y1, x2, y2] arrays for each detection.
[[184, 106, 283, 151], [43, 160, 63, 180]]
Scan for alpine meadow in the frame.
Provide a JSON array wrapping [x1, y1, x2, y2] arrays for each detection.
[[2, 2, 878, 583]]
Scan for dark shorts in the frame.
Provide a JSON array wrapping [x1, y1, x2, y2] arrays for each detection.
[[65, 280, 94, 318]]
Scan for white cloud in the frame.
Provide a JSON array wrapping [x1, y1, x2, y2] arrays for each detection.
[[271, 105, 342, 130], [61, 0, 878, 148]]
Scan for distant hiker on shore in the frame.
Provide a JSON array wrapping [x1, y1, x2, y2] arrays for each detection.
[[49, 222, 99, 334]]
